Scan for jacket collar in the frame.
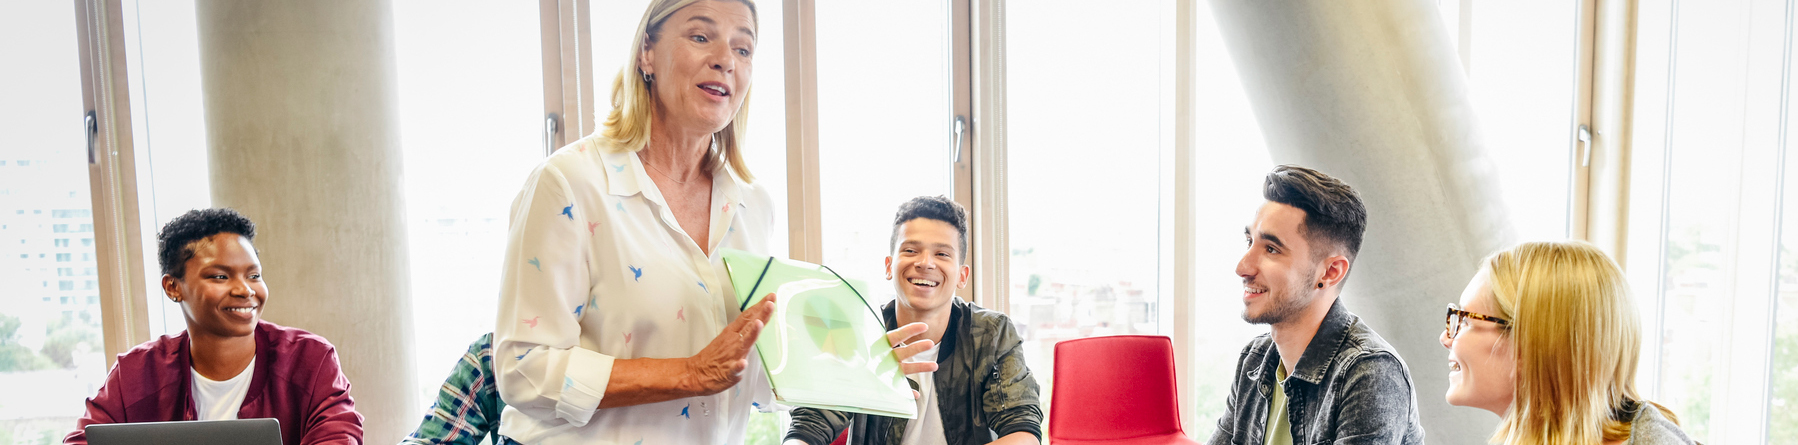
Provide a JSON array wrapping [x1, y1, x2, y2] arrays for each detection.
[[176, 320, 275, 420], [1246, 298, 1356, 386]]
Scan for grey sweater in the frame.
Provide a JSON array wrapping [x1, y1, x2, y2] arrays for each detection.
[[1626, 405, 1696, 445]]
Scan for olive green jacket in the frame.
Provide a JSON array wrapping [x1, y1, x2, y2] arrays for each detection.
[[784, 297, 1043, 445]]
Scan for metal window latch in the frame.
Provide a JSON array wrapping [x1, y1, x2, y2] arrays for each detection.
[[85, 111, 98, 164], [1579, 124, 1593, 167], [951, 115, 967, 163], [544, 113, 561, 156]]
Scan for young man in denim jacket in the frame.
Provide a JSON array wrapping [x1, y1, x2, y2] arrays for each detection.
[[1210, 165, 1425, 445]]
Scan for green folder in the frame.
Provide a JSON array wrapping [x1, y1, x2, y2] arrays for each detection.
[[720, 248, 919, 419]]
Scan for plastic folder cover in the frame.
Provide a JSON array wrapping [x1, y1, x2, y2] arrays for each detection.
[[720, 248, 918, 419]]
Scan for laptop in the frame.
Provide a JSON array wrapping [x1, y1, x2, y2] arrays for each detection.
[[86, 418, 282, 445]]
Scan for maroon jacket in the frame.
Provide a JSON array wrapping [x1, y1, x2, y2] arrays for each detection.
[[65, 320, 363, 444]]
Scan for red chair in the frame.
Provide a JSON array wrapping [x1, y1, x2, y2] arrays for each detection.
[[1049, 335, 1200, 444]]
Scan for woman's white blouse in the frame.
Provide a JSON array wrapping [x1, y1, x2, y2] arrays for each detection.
[[495, 136, 776, 445]]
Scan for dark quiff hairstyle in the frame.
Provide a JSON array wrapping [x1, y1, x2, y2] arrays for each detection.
[[157, 208, 257, 278], [889, 195, 969, 260], [1263, 165, 1368, 262]]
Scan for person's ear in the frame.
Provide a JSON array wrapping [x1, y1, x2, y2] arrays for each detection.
[[638, 34, 656, 79], [884, 256, 895, 280], [956, 264, 971, 290], [1317, 254, 1350, 289], [161, 274, 182, 303]]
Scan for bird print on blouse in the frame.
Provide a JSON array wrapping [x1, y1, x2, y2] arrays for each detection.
[[624, 332, 632, 344], [587, 221, 599, 234], [610, 164, 627, 173], [615, 201, 626, 212], [696, 281, 708, 292], [522, 316, 540, 329], [564, 377, 575, 390], [676, 307, 685, 322], [515, 350, 530, 361], [680, 405, 690, 419], [561, 204, 574, 220], [574, 303, 584, 317], [629, 265, 643, 281], [528, 257, 541, 271]]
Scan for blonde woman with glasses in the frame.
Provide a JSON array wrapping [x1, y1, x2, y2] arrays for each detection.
[[1440, 241, 1694, 444]]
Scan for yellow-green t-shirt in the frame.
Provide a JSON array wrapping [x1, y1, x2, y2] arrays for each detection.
[[1264, 364, 1293, 445]]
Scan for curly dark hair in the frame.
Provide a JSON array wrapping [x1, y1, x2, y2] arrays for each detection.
[[157, 208, 257, 278], [1263, 164, 1367, 262], [889, 195, 969, 260]]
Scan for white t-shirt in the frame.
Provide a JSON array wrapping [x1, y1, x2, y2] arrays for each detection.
[[900, 344, 946, 445], [191, 357, 254, 421]]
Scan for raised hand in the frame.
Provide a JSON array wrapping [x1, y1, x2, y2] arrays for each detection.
[[682, 293, 777, 396]]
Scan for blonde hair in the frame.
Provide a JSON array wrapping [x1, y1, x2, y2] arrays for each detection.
[[600, 0, 758, 182], [1483, 241, 1678, 444]]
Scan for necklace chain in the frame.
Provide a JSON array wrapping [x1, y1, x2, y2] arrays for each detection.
[[644, 159, 703, 185]]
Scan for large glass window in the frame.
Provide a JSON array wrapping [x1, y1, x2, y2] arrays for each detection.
[[392, 0, 547, 410], [814, 1, 954, 297], [1005, 0, 1179, 431], [119, 0, 213, 339], [0, 2, 109, 442], [1439, 0, 1580, 241], [1626, 1, 1795, 442]]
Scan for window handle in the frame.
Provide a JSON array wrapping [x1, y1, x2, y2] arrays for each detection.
[[951, 115, 967, 163], [1578, 124, 1593, 167], [544, 113, 561, 157], [85, 111, 97, 165]]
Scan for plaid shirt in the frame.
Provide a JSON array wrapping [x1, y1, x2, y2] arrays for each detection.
[[403, 333, 513, 445]]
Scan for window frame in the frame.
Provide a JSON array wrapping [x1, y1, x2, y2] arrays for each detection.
[[75, 0, 153, 367], [74, 0, 1709, 436]]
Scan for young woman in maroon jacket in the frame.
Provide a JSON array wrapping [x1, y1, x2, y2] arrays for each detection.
[[65, 208, 362, 445]]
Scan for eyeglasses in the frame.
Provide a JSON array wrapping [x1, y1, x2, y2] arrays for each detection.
[[1445, 303, 1510, 339]]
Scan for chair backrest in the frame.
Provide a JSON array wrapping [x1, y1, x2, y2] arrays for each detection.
[[1049, 335, 1184, 441]]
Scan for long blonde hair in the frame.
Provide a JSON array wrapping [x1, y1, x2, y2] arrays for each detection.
[[1484, 241, 1677, 444], [600, 0, 758, 182]]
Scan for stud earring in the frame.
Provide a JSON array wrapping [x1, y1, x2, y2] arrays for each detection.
[[641, 70, 654, 85]]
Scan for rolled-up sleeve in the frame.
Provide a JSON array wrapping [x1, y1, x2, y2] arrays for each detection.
[[494, 162, 614, 427], [982, 320, 1042, 441], [784, 407, 851, 445]]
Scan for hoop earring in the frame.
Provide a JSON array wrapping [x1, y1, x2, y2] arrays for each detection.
[[641, 70, 654, 85]]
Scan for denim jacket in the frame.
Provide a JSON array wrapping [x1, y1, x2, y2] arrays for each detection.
[[1208, 299, 1425, 445]]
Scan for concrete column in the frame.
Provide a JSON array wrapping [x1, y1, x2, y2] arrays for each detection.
[[1208, 1, 1512, 443], [197, 1, 417, 441]]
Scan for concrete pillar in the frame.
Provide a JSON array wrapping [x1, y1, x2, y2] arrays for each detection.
[[1208, 1, 1512, 443], [197, 1, 417, 441]]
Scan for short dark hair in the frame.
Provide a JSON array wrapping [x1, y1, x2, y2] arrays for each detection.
[[158, 208, 257, 278], [1263, 165, 1367, 262], [889, 196, 969, 260]]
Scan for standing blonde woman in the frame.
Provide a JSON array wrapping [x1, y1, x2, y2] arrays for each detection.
[[1440, 241, 1693, 444], [493, 1, 936, 443]]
